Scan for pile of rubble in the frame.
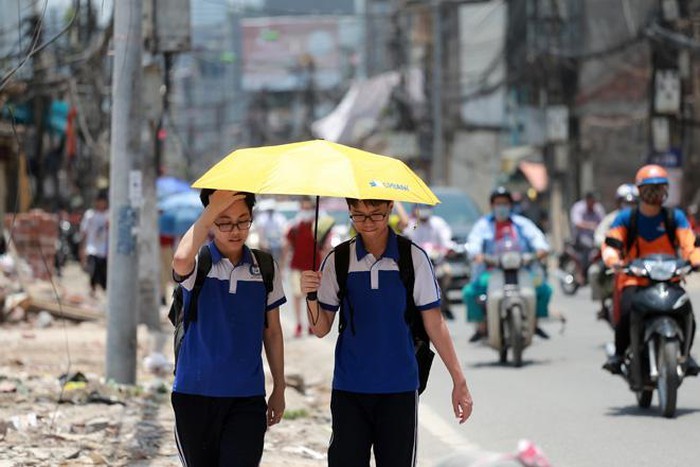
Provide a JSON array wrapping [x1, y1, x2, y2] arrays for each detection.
[[0, 320, 334, 466], [0, 215, 337, 466], [1, 216, 102, 327]]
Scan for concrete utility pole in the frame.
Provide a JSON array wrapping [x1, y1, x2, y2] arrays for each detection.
[[30, 1, 47, 207], [691, 12, 700, 204], [431, 0, 445, 185], [647, 0, 687, 207], [106, 0, 143, 384]]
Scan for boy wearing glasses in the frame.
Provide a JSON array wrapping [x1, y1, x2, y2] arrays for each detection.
[[171, 189, 287, 466], [300, 198, 473, 467]]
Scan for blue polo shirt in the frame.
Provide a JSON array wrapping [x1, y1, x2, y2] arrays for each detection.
[[317, 230, 441, 393], [173, 242, 286, 397]]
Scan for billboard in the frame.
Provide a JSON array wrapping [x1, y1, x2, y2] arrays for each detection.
[[241, 16, 359, 92]]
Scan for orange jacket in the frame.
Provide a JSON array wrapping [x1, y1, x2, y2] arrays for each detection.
[[602, 207, 700, 288]]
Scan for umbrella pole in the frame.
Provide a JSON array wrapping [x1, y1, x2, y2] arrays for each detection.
[[307, 196, 321, 302], [312, 195, 320, 270]]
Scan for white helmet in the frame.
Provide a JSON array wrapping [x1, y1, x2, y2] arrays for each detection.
[[615, 183, 639, 204]]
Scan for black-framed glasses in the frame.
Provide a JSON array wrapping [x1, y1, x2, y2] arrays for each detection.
[[349, 212, 388, 223], [214, 219, 253, 232]]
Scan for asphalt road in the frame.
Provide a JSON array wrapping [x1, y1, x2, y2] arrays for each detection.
[[420, 282, 700, 466]]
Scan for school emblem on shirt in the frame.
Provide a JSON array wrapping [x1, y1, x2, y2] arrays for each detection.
[[249, 264, 261, 276]]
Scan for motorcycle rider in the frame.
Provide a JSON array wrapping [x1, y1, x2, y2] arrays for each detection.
[[602, 164, 700, 378], [404, 205, 455, 320], [589, 183, 639, 320], [463, 187, 552, 342], [569, 191, 606, 281]]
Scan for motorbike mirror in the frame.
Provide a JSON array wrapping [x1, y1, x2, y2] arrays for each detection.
[[604, 237, 624, 250]]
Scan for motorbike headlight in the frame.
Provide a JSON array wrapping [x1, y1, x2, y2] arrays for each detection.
[[646, 262, 675, 281], [500, 252, 522, 270]]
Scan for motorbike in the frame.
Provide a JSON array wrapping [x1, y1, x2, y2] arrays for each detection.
[[607, 253, 697, 418], [444, 242, 471, 303], [482, 239, 538, 367], [420, 242, 456, 320], [557, 234, 597, 295]]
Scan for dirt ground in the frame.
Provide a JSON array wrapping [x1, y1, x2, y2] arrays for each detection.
[[0, 263, 336, 467]]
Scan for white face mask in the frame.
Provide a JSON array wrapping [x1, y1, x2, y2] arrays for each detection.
[[493, 205, 511, 221]]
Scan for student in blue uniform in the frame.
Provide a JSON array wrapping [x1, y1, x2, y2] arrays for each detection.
[[171, 189, 286, 467], [301, 198, 473, 467]]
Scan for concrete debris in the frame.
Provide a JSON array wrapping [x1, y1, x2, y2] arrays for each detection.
[[36, 310, 54, 328]]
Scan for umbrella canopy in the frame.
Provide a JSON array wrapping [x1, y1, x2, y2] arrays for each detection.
[[191, 140, 439, 205], [157, 176, 192, 200], [158, 190, 203, 236], [158, 190, 202, 211], [159, 207, 203, 237]]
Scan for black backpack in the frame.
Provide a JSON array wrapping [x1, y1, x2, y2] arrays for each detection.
[[333, 235, 434, 394], [625, 207, 677, 257], [168, 244, 275, 374]]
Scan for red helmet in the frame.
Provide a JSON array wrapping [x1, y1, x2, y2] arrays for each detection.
[[635, 164, 669, 186]]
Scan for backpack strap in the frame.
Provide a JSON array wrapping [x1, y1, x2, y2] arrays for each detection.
[[187, 244, 213, 324], [251, 249, 275, 294], [334, 239, 353, 334], [625, 207, 638, 258], [626, 207, 678, 257], [397, 235, 429, 342], [662, 207, 677, 250], [397, 234, 436, 395], [251, 248, 275, 328], [396, 235, 415, 320]]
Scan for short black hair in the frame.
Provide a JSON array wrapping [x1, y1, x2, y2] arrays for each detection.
[[200, 189, 256, 214], [345, 198, 391, 209]]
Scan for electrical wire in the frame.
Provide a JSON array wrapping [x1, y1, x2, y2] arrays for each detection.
[[645, 22, 700, 52], [0, 0, 79, 92], [4, 104, 74, 433], [1, 0, 87, 434]]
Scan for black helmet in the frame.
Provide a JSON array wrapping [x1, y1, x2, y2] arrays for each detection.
[[490, 186, 513, 204]]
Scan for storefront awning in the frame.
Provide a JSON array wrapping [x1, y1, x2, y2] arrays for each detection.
[[518, 160, 548, 192]]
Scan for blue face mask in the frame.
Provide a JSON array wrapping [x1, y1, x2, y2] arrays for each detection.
[[493, 205, 511, 221]]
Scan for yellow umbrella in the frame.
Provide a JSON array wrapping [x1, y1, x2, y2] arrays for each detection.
[[192, 140, 439, 205]]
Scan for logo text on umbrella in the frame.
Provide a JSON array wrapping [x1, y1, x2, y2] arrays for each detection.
[[369, 180, 410, 191]]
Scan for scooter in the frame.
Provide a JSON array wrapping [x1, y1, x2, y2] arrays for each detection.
[[420, 242, 455, 320], [557, 235, 597, 295], [483, 239, 538, 367], [607, 253, 697, 418]]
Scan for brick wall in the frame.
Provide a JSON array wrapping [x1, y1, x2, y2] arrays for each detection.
[[4, 210, 58, 280]]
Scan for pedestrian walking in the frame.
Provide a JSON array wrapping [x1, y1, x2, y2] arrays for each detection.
[[284, 196, 333, 338], [301, 198, 473, 467], [171, 189, 287, 466], [79, 190, 109, 297], [255, 198, 288, 261]]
